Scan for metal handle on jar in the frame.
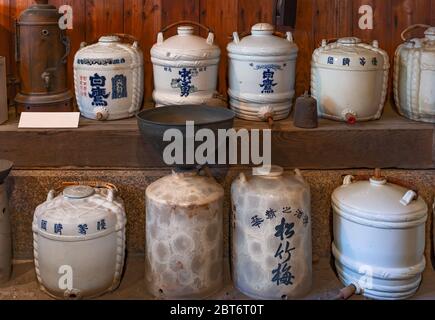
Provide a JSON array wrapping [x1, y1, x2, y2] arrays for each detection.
[[81, 33, 140, 48], [401, 24, 431, 41], [158, 20, 215, 45], [231, 30, 293, 44]]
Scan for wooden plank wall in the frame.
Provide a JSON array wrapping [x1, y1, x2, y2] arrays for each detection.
[[0, 0, 433, 103]]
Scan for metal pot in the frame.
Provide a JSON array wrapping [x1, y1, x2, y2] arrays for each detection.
[[14, 0, 73, 113], [394, 24, 435, 123]]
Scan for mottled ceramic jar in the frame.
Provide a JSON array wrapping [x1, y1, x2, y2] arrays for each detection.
[[332, 173, 427, 300], [151, 23, 221, 107], [231, 166, 312, 300], [33, 183, 127, 299], [311, 37, 390, 123], [145, 170, 224, 299], [227, 23, 298, 122], [0, 57, 7, 124], [394, 25, 435, 123], [74, 35, 144, 120]]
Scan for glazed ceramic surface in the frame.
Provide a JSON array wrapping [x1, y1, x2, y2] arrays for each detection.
[[332, 175, 428, 300], [311, 37, 390, 122], [145, 170, 224, 299], [231, 166, 312, 300], [0, 57, 7, 124], [74, 35, 144, 120], [0, 183, 11, 284], [394, 25, 435, 123], [227, 23, 298, 121], [33, 183, 127, 299], [151, 24, 221, 107]]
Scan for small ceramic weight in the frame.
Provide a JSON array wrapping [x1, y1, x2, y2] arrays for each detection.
[[293, 92, 318, 128]]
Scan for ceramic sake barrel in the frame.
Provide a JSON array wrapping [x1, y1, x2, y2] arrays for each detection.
[[33, 183, 127, 299], [332, 173, 427, 300], [0, 57, 7, 124], [0, 182, 11, 284], [146, 170, 224, 299], [394, 25, 435, 123], [227, 23, 298, 121], [151, 22, 221, 107], [74, 35, 144, 120], [311, 37, 390, 123], [231, 166, 312, 300]]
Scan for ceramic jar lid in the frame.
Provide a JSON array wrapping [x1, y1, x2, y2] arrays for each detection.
[[151, 25, 221, 62], [146, 170, 224, 207], [424, 27, 435, 40], [332, 173, 428, 226], [34, 185, 125, 237], [227, 23, 298, 57], [313, 37, 389, 71]]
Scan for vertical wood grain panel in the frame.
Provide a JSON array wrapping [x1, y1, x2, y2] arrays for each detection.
[[200, 0, 238, 96], [49, 0, 86, 90], [238, 0, 275, 32], [162, 0, 199, 33], [85, 0, 124, 42], [392, 0, 432, 48], [292, 0, 314, 96], [432, 0, 435, 25], [0, 0, 10, 71], [337, 0, 353, 38], [124, 0, 161, 102], [313, 0, 339, 46]]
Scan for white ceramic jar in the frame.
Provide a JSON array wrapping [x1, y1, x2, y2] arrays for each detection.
[[311, 37, 390, 123], [33, 182, 127, 299], [231, 166, 312, 300], [394, 25, 435, 123], [151, 22, 221, 107], [145, 170, 224, 299], [332, 172, 428, 300], [0, 160, 13, 284], [0, 57, 7, 124], [74, 34, 144, 120], [227, 23, 298, 121]]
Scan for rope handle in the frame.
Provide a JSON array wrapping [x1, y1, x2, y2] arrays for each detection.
[[401, 24, 431, 42], [54, 181, 119, 193]]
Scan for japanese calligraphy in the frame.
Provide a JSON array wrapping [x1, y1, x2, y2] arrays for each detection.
[[372, 57, 378, 66], [260, 69, 277, 94], [343, 58, 350, 66], [171, 68, 200, 97], [251, 215, 265, 229], [274, 218, 295, 241], [282, 207, 292, 214], [360, 57, 367, 66], [97, 219, 107, 231], [327, 56, 334, 65], [111, 74, 128, 100], [265, 209, 277, 220], [40, 220, 47, 231], [78, 224, 88, 235], [272, 263, 295, 286], [54, 223, 63, 235], [274, 241, 295, 263], [89, 73, 110, 106]]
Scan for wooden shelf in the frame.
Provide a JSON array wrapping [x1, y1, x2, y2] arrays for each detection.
[[0, 102, 434, 169]]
